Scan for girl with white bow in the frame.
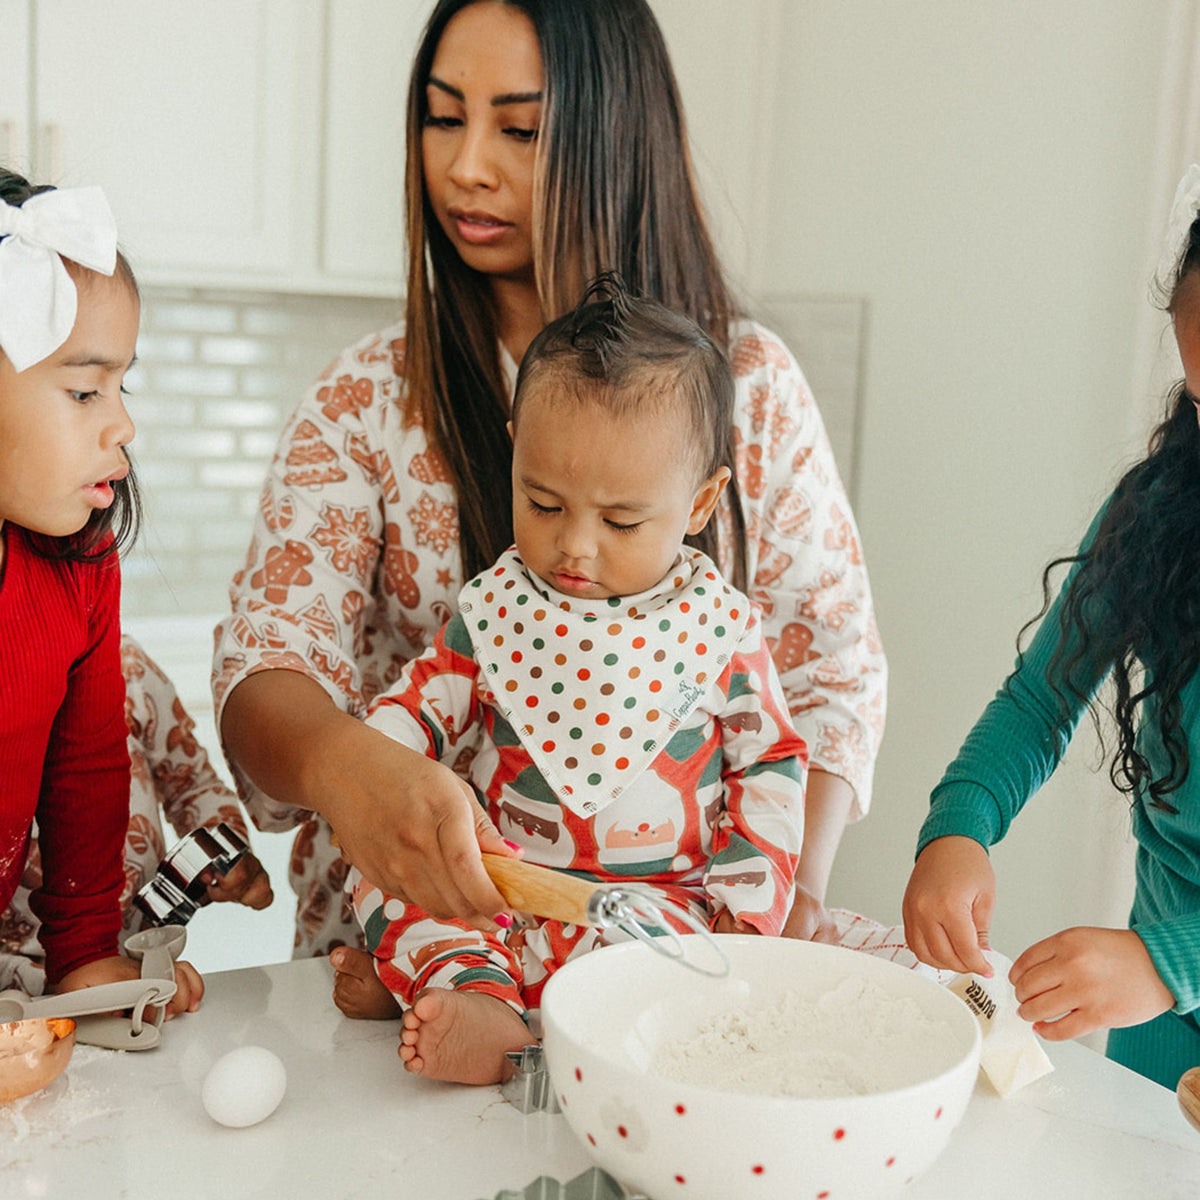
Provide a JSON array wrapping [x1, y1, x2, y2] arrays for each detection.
[[0, 168, 202, 1013], [903, 164, 1200, 1090]]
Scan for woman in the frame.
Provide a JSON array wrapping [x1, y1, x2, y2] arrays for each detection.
[[215, 0, 886, 1007]]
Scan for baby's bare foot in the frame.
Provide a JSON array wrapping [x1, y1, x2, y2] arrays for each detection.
[[331, 947, 402, 1020], [399, 989, 530, 1084]]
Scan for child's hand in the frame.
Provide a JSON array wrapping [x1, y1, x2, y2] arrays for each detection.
[[1009, 927, 1174, 1041], [205, 852, 274, 910], [902, 835, 995, 977], [781, 883, 840, 943], [54, 954, 204, 1018]]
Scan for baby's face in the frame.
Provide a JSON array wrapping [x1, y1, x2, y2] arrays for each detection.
[[510, 393, 724, 600]]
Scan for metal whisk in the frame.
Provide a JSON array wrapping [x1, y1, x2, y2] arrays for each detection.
[[482, 853, 729, 978]]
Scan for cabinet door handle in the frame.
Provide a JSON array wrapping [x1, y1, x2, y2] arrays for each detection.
[[37, 123, 64, 182]]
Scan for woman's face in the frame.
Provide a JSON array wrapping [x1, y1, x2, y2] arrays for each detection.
[[1174, 268, 1200, 429], [422, 2, 543, 286]]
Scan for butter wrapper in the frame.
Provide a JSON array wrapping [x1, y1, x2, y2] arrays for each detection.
[[949, 950, 1054, 1097]]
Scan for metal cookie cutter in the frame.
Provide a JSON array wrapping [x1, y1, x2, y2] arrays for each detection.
[[0, 925, 186, 1051], [502, 1043, 561, 1114], [134, 821, 248, 926], [490, 1167, 639, 1199]]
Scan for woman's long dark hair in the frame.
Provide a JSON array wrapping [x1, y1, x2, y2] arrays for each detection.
[[401, 0, 747, 588], [1021, 217, 1200, 811], [0, 168, 142, 563]]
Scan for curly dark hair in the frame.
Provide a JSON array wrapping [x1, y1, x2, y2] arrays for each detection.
[[1020, 213, 1200, 812], [0, 167, 142, 562]]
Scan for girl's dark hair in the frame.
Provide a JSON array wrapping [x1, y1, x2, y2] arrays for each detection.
[[0, 168, 141, 562], [401, 0, 747, 589], [1020, 213, 1200, 811]]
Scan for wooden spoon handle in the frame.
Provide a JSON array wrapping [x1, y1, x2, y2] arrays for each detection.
[[481, 853, 598, 926]]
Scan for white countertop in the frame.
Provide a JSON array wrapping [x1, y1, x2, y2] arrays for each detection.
[[2, 956, 1198, 1199]]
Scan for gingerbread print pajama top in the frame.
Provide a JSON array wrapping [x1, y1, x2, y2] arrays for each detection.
[[213, 319, 888, 957]]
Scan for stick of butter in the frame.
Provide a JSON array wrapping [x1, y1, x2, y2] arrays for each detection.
[[948, 950, 1054, 1097]]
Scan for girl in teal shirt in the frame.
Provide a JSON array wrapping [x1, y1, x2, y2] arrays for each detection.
[[904, 166, 1200, 1091]]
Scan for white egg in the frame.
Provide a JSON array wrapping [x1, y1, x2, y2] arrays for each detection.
[[201, 1045, 287, 1128]]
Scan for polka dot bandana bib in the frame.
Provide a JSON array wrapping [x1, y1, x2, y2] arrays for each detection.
[[459, 547, 750, 817]]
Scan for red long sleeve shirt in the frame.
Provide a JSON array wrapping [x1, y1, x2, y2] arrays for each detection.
[[0, 523, 129, 985]]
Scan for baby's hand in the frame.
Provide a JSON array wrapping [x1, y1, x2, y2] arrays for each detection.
[[713, 911, 761, 935], [205, 852, 274, 910], [54, 954, 204, 1018], [1009, 926, 1174, 1041]]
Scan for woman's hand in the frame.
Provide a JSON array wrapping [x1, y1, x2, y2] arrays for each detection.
[[317, 715, 514, 929], [902, 835, 995, 976], [222, 671, 516, 929], [204, 851, 274, 910], [54, 953, 204, 1018], [1010, 927, 1175, 1041]]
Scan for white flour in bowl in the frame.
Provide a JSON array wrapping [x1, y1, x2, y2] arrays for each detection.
[[653, 974, 952, 1098]]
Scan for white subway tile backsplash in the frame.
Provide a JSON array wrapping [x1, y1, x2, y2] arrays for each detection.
[[198, 520, 267, 552], [151, 365, 239, 396], [198, 461, 279, 490], [240, 307, 299, 336], [146, 302, 239, 334], [135, 459, 198, 489], [148, 489, 237, 518], [201, 398, 283, 427], [199, 335, 283, 367], [239, 431, 283, 460], [237, 369, 298, 399], [134, 333, 196, 362], [145, 430, 238, 458]]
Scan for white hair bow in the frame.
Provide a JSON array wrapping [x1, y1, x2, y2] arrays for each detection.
[[0, 185, 118, 373], [1156, 163, 1200, 292]]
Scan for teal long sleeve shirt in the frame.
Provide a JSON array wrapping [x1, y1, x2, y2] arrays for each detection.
[[917, 505, 1200, 1017]]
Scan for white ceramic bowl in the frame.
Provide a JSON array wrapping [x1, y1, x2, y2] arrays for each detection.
[[541, 936, 981, 1200]]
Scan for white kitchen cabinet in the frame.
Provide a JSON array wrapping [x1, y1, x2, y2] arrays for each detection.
[[11, 0, 321, 288], [320, 0, 428, 288]]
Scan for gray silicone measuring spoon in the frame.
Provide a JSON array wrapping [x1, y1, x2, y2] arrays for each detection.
[[125, 924, 187, 981], [0, 977, 173, 1023]]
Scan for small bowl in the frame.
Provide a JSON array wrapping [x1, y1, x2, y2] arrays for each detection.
[[542, 936, 981, 1200], [0, 1018, 77, 1104]]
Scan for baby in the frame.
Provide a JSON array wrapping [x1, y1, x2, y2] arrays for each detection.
[[350, 275, 808, 1083]]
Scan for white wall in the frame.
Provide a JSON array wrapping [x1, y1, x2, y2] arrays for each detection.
[[731, 1, 1172, 952]]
